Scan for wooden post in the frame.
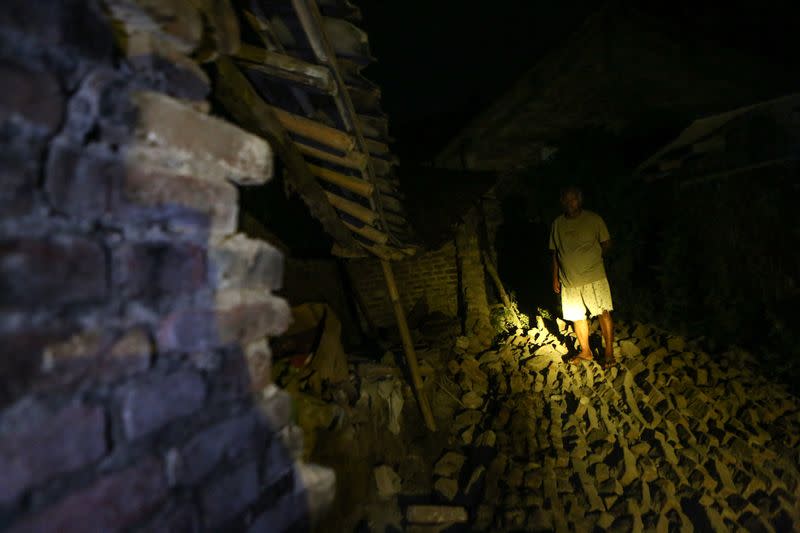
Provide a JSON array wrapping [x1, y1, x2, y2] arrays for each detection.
[[482, 250, 523, 329], [380, 259, 437, 431]]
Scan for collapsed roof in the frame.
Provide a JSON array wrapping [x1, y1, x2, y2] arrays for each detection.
[[635, 93, 800, 184], [107, 0, 416, 260]]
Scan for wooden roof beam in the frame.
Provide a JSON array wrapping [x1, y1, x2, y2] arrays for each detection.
[[213, 56, 358, 249], [342, 220, 388, 244], [307, 162, 373, 197], [324, 192, 376, 225], [234, 44, 336, 94], [269, 105, 356, 153], [296, 142, 368, 171]]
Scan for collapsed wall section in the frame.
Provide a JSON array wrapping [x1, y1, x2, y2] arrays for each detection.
[[0, 1, 331, 530], [347, 242, 459, 329]]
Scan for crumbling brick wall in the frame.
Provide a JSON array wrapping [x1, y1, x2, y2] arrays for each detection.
[[0, 1, 330, 531], [455, 213, 494, 351], [347, 242, 459, 328]]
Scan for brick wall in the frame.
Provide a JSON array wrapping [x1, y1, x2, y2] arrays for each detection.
[[0, 1, 330, 531], [347, 242, 459, 328], [455, 213, 494, 351]]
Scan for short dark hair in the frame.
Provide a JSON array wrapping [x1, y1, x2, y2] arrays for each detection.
[[560, 185, 583, 201]]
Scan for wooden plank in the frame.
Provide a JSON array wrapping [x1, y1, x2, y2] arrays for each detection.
[[365, 137, 390, 156], [381, 259, 436, 432], [483, 251, 522, 329], [380, 194, 405, 214], [324, 191, 377, 224], [296, 142, 368, 171], [235, 44, 335, 93], [241, 9, 284, 51], [382, 211, 409, 227], [370, 156, 393, 176], [342, 220, 388, 244], [191, 0, 240, 62], [358, 114, 389, 139], [375, 177, 403, 196], [269, 105, 356, 153], [346, 85, 382, 115], [307, 162, 373, 197], [213, 56, 358, 249]]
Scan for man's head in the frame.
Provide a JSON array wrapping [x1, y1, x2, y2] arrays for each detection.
[[560, 185, 583, 217]]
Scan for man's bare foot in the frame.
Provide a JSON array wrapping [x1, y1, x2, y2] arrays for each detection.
[[569, 351, 594, 365], [603, 352, 617, 369]]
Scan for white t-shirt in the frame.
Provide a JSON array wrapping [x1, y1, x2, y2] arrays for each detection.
[[549, 210, 610, 287]]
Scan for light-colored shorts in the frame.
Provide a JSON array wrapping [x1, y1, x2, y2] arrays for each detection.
[[561, 277, 614, 321]]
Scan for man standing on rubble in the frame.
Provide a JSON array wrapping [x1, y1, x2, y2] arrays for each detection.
[[549, 185, 616, 368]]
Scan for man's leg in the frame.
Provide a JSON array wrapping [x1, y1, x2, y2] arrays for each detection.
[[599, 309, 614, 359], [573, 318, 593, 360]]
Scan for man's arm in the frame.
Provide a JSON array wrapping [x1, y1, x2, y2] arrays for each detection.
[[552, 251, 561, 294], [600, 239, 611, 256]]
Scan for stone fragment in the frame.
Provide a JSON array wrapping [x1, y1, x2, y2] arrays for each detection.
[[523, 470, 542, 490], [478, 350, 500, 365], [452, 409, 482, 431], [460, 357, 488, 387], [473, 505, 494, 531], [454, 336, 470, 351], [526, 355, 552, 372], [510, 373, 526, 393], [118, 371, 206, 439], [667, 336, 686, 352], [596, 512, 616, 529], [553, 342, 569, 355], [433, 477, 458, 501], [506, 465, 523, 488], [433, 452, 465, 478], [374, 465, 402, 499], [592, 460, 610, 484], [461, 425, 475, 444], [534, 344, 557, 357], [464, 465, 486, 497], [620, 446, 640, 487], [244, 339, 272, 391], [447, 359, 460, 374], [406, 505, 468, 524], [503, 508, 526, 529], [474, 430, 496, 448], [461, 390, 484, 409], [632, 323, 650, 338]]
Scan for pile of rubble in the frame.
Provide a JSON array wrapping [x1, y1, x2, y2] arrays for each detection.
[[412, 318, 800, 531], [274, 314, 800, 531]]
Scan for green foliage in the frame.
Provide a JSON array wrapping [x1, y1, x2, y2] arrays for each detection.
[[489, 293, 530, 335]]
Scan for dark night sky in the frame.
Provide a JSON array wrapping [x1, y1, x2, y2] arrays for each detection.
[[358, 1, 800, 162]]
